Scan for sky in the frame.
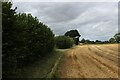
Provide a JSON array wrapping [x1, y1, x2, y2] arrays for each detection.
[[12, 1, 118, 41]]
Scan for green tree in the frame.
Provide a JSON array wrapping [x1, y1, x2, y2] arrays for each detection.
[[65, 29, 80, 37], [81, 38, 85, 43], [85, 39, 91, 44], [109, 38, 116, 43], [95, 40, 102, 44], [64, 29, 81, 45], [114, 33, 120, 43]]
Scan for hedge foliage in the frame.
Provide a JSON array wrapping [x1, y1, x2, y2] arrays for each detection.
[[2, 2, 55, 77], [55, 36, 74, 49]]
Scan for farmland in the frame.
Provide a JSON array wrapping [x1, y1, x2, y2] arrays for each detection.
[[2, 2, 119, 79], [54, 44, 119, 78]]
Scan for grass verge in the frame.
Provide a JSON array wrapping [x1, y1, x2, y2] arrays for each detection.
[[8, 49, 67, 78], [52, 49, 68, 78]]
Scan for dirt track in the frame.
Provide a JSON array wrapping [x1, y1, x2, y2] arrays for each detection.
[[59, 44, 119, 78]]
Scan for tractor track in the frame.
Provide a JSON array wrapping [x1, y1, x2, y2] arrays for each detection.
[[59, 44, 119, 78]]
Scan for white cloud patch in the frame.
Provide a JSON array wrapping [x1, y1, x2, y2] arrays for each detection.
[[12, 2, 118, 41]]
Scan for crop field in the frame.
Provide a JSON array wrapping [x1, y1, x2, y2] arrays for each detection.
[[55, 44, 119, 78]]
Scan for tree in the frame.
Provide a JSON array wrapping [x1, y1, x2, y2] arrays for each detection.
[[85, 39, 91, 44], [65, 29, 80, 37], [109, 38, 116, 43], [81, 38, 85, 43], [114, 33, 120, 43], [103, 41, 109, 44], [95, 40, 102, 44], [64, 29, 81, 45]]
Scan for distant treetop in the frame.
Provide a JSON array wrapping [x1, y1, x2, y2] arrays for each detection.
[[64, 29, 81, 38]]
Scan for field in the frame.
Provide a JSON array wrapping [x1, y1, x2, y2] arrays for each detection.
[[7, 44, 119, 78], [54, 44, 119, 78]]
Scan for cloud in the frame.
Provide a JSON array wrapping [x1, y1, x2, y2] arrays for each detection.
[[12, 2, 118, 41]]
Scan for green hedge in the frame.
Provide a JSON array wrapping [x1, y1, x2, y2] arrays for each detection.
[[2, 2, 55, 77], [55, 36, 74, 49]]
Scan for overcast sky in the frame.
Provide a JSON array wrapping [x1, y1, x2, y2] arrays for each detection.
[[12, 2, 118, 41]]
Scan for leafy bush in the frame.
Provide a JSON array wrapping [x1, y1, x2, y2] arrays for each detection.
[[2, 2, 55, 77], [55, 36, 74, 49]]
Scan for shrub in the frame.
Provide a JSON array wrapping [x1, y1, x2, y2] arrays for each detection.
[[2, 2, 55, 77], [55, 36, 74, 49]]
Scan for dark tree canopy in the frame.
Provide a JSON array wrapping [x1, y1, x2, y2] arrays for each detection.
[[114, 33, 120, 43], [85, 39, 91, 44], [95, 40, 101, 42], [64, 29, 81, 45], [109, 38, 116, 43], [81, 38, 85, 43], [64, 30, 81, 38]]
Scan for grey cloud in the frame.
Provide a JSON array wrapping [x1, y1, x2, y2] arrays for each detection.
[[12, 2, 118, 41]]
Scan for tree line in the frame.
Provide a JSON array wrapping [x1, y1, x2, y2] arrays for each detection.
[[80, 33, 120, 44], [109, 33, 120, 43]]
